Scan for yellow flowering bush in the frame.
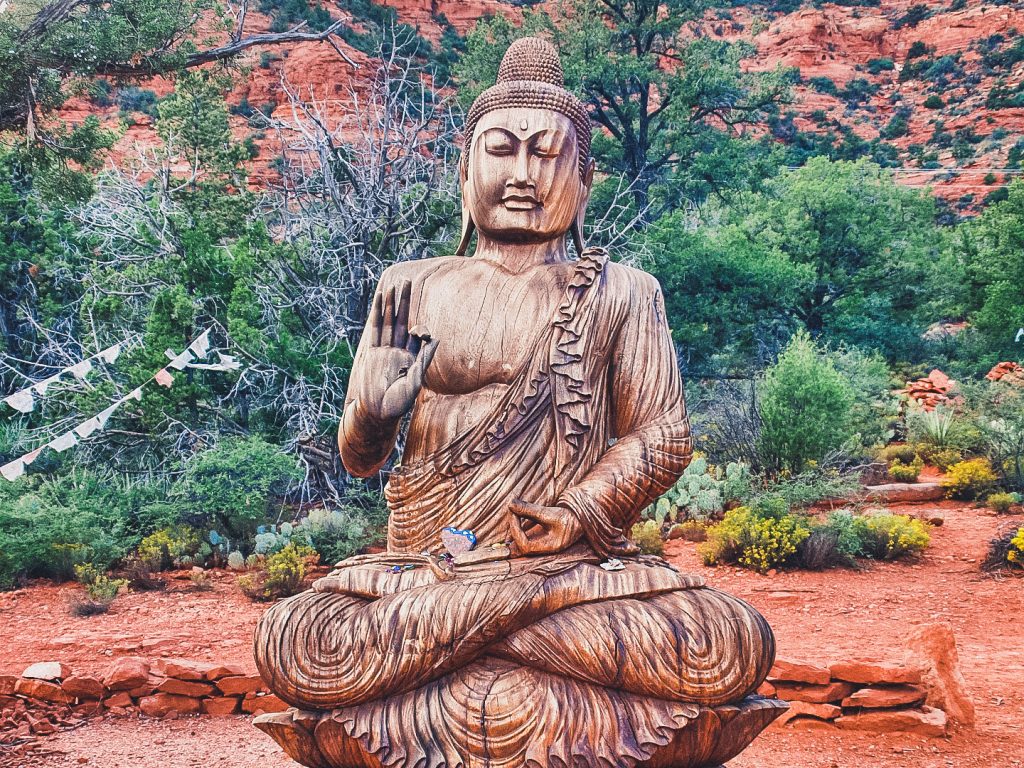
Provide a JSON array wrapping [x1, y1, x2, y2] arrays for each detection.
[[941, 458, 998, 500], [630, 520, 664, 555], [137, 526, 200, 571], [699, 502, 810, 574], [239, 542, 319, 601], [854, 514, 931, 559], [1008, 528, 1024, 566], [888, 455, 923, 482]]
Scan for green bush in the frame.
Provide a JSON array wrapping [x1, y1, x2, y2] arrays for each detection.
[[888, 455, 924, 482], [923, 95, 944, 109], [71, 564, 128, 616], [299, 507, 386, 566], [238, 542, 318, 601], [853, 513, 931, 559], [699, 498, 810, 573], [137, 526, 200, 571], [878, 444, 918, 464], [987, 492, 1016, 513], [173, 437, 302, 540], [942, 458, 998, 499], [758, 331, 856, 472], [631, 520, 664, 555]]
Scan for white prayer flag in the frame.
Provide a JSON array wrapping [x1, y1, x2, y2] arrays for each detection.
[[188, 353, 242, 372], [22, 448, 42, 466], [125, 387, 144, 402], [187, 329, 212, 359], [155, 368, 174, 388], [48, 431, 78, 453], [99, 343, 122, 364], [4, 389, 34, 413], [33, 374, 61, 396], [96, 402, 120, 428], [69, 359, 94, 380], [75, 417, 102, 439], [165, 347, 195, 370], [0, 458, 25, 482]]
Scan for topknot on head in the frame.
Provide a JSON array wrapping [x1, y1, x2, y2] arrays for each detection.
[[497, 37, 565, 87]]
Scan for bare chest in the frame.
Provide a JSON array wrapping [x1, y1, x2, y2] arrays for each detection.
[[415, 261, 571, 394]]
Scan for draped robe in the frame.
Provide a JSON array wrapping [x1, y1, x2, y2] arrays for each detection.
[[254, 250, 777, 768]]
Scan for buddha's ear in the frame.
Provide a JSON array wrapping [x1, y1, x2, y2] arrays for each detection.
[[455, 155, 475, 257], [570, 158, 596, 254]]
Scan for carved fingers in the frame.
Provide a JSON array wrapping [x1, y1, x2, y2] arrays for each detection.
[[507, 499, 582, 556]]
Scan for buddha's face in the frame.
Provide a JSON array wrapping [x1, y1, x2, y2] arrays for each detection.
[[465, 107, 590, 244]]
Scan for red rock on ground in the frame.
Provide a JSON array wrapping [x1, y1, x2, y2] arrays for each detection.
[[828, 661, 923, 685], [240, 693, 288, 714], [155, 678, 216, 697], [137, 693, 202, 717], [985, 362, 1024, 385], [103, 692, 133, 708], [200, 697, 240, 716], [774, 681, 856, 704], [15, 678, 72, 704], [21, 662, 71, 681], [770, 659, 832, 685], [216, 675, 265, 696], [155, 659, 217, 681], [835, 706, 948, 737], [103, 658, 150, 691], [842, 684, 927, 709], [905, 622, 977, 727], [775, 701, 842, 726], [0, 676, 17, 695], [61, 675, 106, 700], [205, 664, 246, 681]]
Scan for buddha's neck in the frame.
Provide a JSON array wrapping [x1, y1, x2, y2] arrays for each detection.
[[472, 234, 570, 274]]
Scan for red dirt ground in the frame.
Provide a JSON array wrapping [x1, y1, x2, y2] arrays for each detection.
[[2, 500, 1022, 768]]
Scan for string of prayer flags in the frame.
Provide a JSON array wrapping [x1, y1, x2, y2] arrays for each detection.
[[187, 353, 242, 372], [1, 341, 127, 415], [1, 329, 242, 481]]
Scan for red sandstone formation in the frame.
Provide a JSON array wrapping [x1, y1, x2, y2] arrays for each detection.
[[900, 369, 958, 411]]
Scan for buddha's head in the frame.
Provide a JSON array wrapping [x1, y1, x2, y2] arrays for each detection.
[[457, 37, 595, 255]]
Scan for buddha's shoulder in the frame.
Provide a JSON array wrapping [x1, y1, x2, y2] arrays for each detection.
[[379, 256, 462, 286], [601, 260, 663, 297]]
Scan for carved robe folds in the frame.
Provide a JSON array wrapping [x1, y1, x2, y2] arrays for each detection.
[[253, 252, 785, 767]]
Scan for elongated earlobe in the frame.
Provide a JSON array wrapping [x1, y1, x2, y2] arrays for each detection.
[[571, 158, 596, 254], [456, 156, 475, 257]]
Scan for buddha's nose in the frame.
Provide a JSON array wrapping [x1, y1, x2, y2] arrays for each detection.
[[510, 148, 533, 188]]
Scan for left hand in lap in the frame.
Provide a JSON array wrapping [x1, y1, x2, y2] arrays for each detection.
[[508, 500, 583, 556]]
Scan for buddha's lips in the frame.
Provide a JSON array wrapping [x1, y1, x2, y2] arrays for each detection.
[[502, 194, 541, 210]]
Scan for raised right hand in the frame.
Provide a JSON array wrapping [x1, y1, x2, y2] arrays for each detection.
[[349, 279, 439, 423]]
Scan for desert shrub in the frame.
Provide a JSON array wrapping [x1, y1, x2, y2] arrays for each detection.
[[987, 492, 1017, 513], [298, 507, 386, 565], [699, 498, 810, 573], [983, 526, 1024, 571], [962, 382, 1024, 489], [0, 486, 126, 588], [878, 444, 918, 464], [238, 542, 318, 601], [173, 437, 303, 540], [888, 455, 924, 482], [831, 347, 899, 451], [798, 529, 849, 570], [137, 526, 201, 571], [669, 520, 709, 542], [923, 95, 944, 109], [755, 466, 859, 509], [70, 564, 128, 616], [188, 570, 214, 591], [928, 446, 964, 472], [854, 514, 931, 559], [942, 458, 998, 499], [631, 520, 664, 555], [758, 332, 856, 472], [907, 406, 955, 447], [866, 57, 895, 74], [227, 551, 246, 570]]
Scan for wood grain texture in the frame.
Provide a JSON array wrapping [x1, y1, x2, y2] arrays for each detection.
[[254, 36, 785, 767]]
